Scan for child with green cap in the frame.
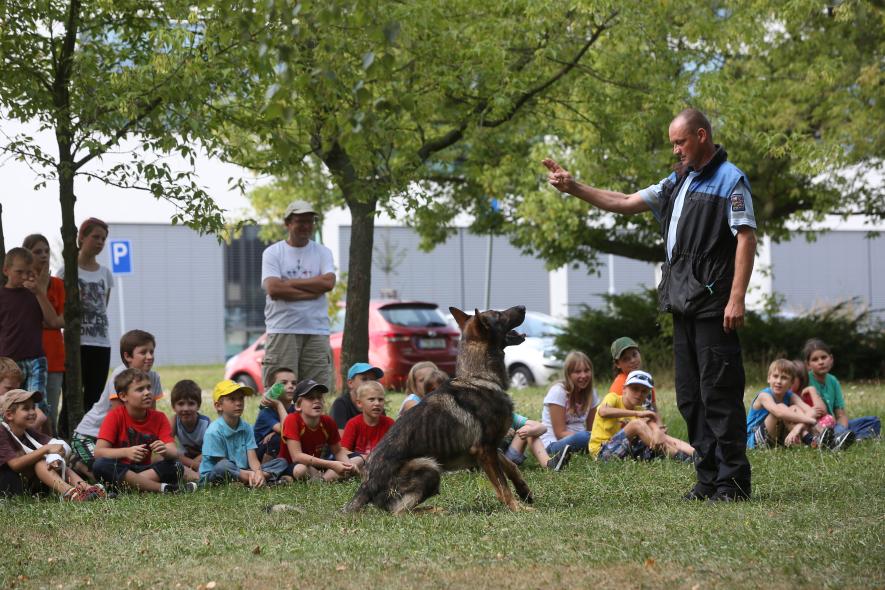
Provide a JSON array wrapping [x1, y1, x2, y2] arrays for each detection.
[[609, 336, 657, 412]]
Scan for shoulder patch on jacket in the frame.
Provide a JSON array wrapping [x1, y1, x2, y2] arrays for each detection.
[[730, 192, 745, 212]]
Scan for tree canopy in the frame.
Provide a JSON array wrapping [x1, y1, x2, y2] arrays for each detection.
[[0, 0, 256, 428]]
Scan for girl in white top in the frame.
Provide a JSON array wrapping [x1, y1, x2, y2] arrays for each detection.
[[540, 351, 600, 456], [57, 218, 113, 417]]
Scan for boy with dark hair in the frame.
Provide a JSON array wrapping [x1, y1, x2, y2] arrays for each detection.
[[254, 367, 297, 461], [93, 369, 195, 493], [0, 248, 64, 432], [330, 362, 384, 436], [0, 389, 102, 500], [171, 380, 210, 472], [281, 379, 355, 482], [200, 380, 289, 486], [71, 329, 163, 475]]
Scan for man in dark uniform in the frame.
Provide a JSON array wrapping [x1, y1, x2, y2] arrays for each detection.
[[543, 108, 757, 501]]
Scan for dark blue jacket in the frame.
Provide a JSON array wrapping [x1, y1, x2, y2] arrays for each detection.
[[656, 146, 748, 318]]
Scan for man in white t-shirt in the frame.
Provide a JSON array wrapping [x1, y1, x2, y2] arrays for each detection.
[[260, 200, 336, 390]]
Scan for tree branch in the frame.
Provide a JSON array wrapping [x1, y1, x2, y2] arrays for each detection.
[[416, 11, 619, 161]]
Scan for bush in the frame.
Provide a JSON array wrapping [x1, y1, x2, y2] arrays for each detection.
[[741, 298, 885, 381], [556, 290, 885, 384], [555, 290, 672, 383]]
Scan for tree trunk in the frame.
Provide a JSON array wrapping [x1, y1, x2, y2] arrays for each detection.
[[0, 202, 6, 286], [58, 158, 84, 434], [339, 195, 377, 391]]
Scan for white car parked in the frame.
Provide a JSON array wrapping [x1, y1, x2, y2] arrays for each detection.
[[446, 310, 565, 389], [504, 311, 565, 389]]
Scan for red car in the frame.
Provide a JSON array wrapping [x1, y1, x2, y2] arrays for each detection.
[[223, 300, 460, 392]]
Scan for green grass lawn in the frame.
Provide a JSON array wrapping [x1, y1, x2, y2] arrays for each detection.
[[2, 368, 882, 589]]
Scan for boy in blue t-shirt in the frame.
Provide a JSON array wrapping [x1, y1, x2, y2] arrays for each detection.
[[747, 359, 834, 450], [200, 380, 289, 486], [254, 367, 297, 461]]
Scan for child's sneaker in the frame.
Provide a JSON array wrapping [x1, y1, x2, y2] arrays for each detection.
[[831, 430, 856, 452], [547, 445, 573, 472], [813, 427, 834, 449], [672, 450, 696, 463], [180, 482, 199, 493], [752, 425, 769, 449], [160, 483, 178, 494]]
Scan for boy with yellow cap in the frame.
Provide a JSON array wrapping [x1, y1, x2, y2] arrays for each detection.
[[200, 380, 290, 487]]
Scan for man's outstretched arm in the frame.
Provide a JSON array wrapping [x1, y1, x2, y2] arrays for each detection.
[[543, 159, 651, 215]]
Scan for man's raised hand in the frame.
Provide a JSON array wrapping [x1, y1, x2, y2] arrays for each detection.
[[542, 158, 574, 194]]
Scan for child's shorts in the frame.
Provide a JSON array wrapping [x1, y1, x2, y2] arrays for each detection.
[[93, 458, 182, 486], [16, 357, 49, 414], [597, 429, 654, 461], [71, 433, 97, 468]]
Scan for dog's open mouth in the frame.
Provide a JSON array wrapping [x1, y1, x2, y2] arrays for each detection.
[[505, 330, 526, 347]]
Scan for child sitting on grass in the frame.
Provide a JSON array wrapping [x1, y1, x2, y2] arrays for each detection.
[[590, 370, 694, 461], [747, 359, 838, 450], [804, 338, 880, 442], [280, 379, 355, 482], [200, 380, 290, 487], [332, 362, 384, 435], [0, 357, 50, 433], [171, 380, 210, 473], [503, 411, 572, 471], [540, 351, 599, 457], [608, 336, 658, 412], [71, 329, 164, 477], [93, 369, 195, 494], [254, 367, 298, 461], [0, 390, 102, 500], [340, 381, 395, 474], [398, 361, 438, 416]]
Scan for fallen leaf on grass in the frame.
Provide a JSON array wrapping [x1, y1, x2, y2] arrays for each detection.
[[644, 558, 656, 569], [252, 545, 261, 555], [335, 564, 347, 572], [207, 582, 217, 589]]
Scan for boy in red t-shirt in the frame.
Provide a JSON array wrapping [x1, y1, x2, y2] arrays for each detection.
[[341, 381, 394, 475], [280, 379, 355, 482], [93, 368, 196, 493]]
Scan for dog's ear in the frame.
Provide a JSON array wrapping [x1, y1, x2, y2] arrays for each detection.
[[449, 307, 471, 331], [473, 308, 491, 332]]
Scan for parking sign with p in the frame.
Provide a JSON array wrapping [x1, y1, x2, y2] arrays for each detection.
[[109, 240, 133, 275]]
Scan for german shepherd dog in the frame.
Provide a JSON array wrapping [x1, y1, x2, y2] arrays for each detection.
[[343, 305, 532, 514]]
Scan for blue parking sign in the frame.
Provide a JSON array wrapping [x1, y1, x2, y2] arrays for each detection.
[[109, 240, 133, 275]]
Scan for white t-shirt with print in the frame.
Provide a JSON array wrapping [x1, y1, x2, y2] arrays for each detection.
[[57, 265, 114, 347], [261, 240, 335, 335], [540, 382, 600, 447]]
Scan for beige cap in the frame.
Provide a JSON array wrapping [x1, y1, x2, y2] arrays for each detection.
[[284, 200, 317, 219], [0, 389, 43, 416]]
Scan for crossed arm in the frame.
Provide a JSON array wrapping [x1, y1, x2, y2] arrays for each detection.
[[263, 273, 336, 302]]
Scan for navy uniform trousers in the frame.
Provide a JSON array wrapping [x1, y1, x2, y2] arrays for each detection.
[[673, 315, 751, 496]]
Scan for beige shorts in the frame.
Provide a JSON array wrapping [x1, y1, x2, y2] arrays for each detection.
[[262, 333, 332, 390]]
